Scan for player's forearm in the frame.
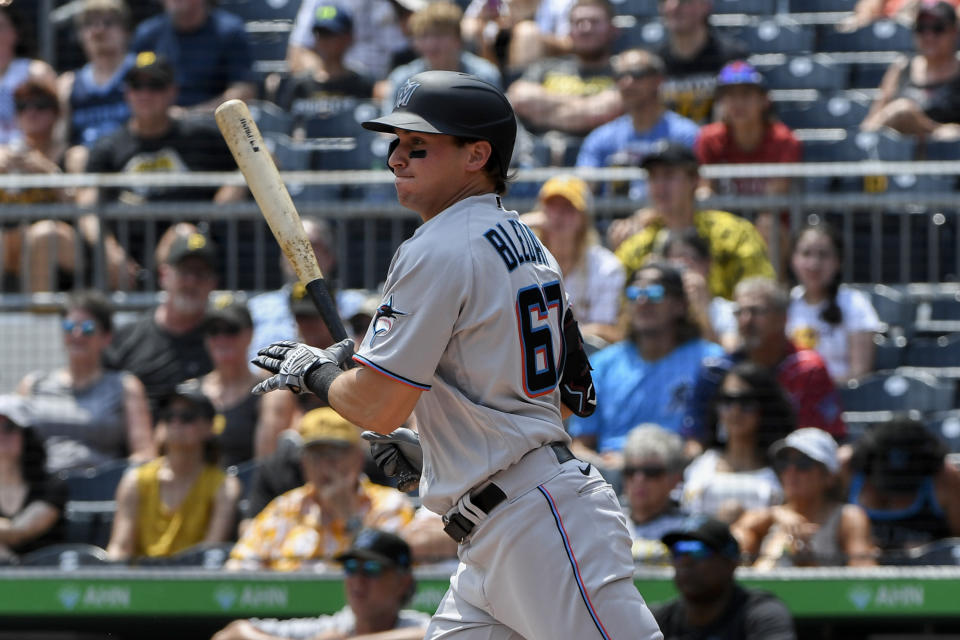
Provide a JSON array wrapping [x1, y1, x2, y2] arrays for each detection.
[[329, 366, 421, 435]]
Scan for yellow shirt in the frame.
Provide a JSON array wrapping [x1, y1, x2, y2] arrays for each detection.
[[135, 458, 226, 558], [229, 478, 415, 571], [616, 210, 775, 300]]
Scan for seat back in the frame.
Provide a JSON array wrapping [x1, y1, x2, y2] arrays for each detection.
[[840, 370, 955, 413], [18, 543, 111, 569]]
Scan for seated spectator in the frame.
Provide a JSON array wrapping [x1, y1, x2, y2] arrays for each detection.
[[0, 395, 66, 561], [18, 290, 155, 474], [841, 0, 960, 32], [130, 0, 255, 112], [212, 529, 430, 640], [57, 0, 135, 172], [654, 516, 796, 640], [379, 2, 501, 115], [568, 263, 724, 470], [655, 0, 747, 124], [845, 417, 960, 559], [0, 4, 57, 145], [684, 277, 846, 442], [681, 362, 792, 522], [200, 294, 295, 468], [861, 1, 960, 138], [576, 49, 699, 202], [621, 424, 690, 564], [274, 5, 375, 129], [460, 0, 541, 73], [227, 408, 415, 571], [287, 0, 413, 80], [787, 223, 880, 384], [106, 380, 241, 561], [524, 175, 625, 344], [506, 0, 622, 138], [612, 142, 775, 300], [290, 281, 337, 349], [733, 428, 878, 568], [658, 229, 738, 351]]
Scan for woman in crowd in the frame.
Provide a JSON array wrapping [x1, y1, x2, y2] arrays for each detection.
[[733, 428, 877, 568], [18, 290, 154, 474], [0, 4, 56, 145], [0, 394, 66, 560], [106, 381, 240, 561], [787, 223, 880, 384], [682, 361, 794, 522]]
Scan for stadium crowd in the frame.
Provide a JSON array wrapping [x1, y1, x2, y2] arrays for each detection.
[[1, 0, 960, 637]]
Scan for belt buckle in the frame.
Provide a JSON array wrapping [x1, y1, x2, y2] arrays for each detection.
[[442, 512, 474, 544]]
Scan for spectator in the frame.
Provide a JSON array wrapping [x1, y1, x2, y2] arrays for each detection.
[[106, 380, 241, 561], [227, 408, 415, 571], [130, 0, 255, 112], [506, 0, 622, 137], [287, 0, 414, 80], [612, 142, 775, 299], [379, 2, 501, 115], [845, 417, 960, 558], [658, 229, 738, 351], [655, 0, 747, 124], [861, 1, 960, 138], [681, 362, 792, 522], [787, 223, 881, 384], [733, 428, 877, 568], [654, 516, 796, 640], [17, 290, 155, 475], [460, 0, 541, 73], [212, 529, 430, 640], [622, 423, 690, 564], [199, 294, 295, 468], [290, 281, 337, 350], [104, 230, 218, 414], [576, 48, 699, 202], [568, 262, 724, 470], [684, 277, 846, 442], [0, 395, 66, 560], [0, 4, 57, 145], [840, 0, 960, 32], [524, 175, 625, 344], [274, 5, 375, 127], [57, 0, 135, 171]]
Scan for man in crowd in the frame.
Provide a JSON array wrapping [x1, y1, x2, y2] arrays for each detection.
[[576, 48, 699, 201]]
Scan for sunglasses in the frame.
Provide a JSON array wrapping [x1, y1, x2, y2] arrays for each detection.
[[127, 78, 171, 91], [160, 409, 202, 424], [732, 305, 772, 318], [715, 391, 760, 410], [670, 539, 715, 560], [205, 323, 241, 337], [915, 21, 950, 34], [774, 452, 819, 473], [63, 319, 97, 336], [623, 465, 669, 479], [625, 283, 665, 303], [342, 558, 389, 577], [15, 98, 57, 112]]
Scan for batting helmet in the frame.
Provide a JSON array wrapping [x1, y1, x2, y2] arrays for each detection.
[[362, 71, 517, 179]]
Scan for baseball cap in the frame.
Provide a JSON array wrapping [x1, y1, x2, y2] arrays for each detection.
[[78, 0, 130, 23], [298, 407, 360, 447], [769, 427, 839, 474], [661, 516, 740, 559], [203, 292, 252, 332], [917, 0, 958, 25], [313, 4, 353, 34], [160, 379, 216, 420], [538, 175, 592, 213], [166, 231, 217, 269], [716, 60, 766, 91], [640, 141, 698, 172], [125, 51, 175, 86], [335, 528, 412, 570], [0, 395, 33, 429]]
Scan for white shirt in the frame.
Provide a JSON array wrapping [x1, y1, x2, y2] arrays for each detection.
[[252, 606, 431, 639], [681, 449, 783, 518], [786, 285, 881, 381], [563, 244, 625, 326]]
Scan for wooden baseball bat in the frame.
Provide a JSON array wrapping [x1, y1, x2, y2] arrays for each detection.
[[215, 99, 421, 494]]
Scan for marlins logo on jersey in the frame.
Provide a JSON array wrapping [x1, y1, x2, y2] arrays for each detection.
[[395, 80, 420, 108], [370, 295, 407, 345]]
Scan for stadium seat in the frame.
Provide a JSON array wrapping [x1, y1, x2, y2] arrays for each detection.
[[903, 333, 960, 367], [905, 538, 960, 565], [136, 542, 235, 569], [245, 100, 293, 136], [776, 93, 869, 130], [839, 370, 955, 413], [926, 409, 960, 452], [873, 334, 907, 370], [801, 129, 914, 192], [614, 20, 666, 51], [302, 100, 380, 138], [59, 460, 129, 502], [741, 20, 814, 55], [922, 140, 960, 161], [610, 0, 659, 18], [868, 284, 917, 332], [19, 544, 111, 569], [789, 0, 857, 11], [711, 0, 775, 14], [218, 0, 301, 21], [818, 20, 913, 53], [851, 60, 892, 91], [764, 55, 848, 91]]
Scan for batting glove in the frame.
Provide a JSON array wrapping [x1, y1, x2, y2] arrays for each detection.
[[361, 427, 423, 478], [252, 339, 354, 395]]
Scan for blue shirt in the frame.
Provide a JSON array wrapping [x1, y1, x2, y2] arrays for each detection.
[[575, 111, 699, 201], [132, 9, 255, 107], [568, 338, 723, 451]]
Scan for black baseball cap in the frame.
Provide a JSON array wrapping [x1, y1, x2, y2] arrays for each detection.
[[159, 379, 216, 420], [204, 293, 252, 331], [335, 529, 412, 570], [166, 231, 217, 269], [640, 141, 699, 172], [661, 516, 740, 559], [125, 51, 175, 86], [917, 0, 957, 25], [313, 4, 353, 34]]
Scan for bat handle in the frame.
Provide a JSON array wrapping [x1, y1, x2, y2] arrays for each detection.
[[305, 279, 349, 343], [395, 461, 421, 494]]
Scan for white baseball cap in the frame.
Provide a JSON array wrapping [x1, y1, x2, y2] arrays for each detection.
[[769, 428, 839, 473]]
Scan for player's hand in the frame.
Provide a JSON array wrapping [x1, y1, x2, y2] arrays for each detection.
[[361, 427, 423, 478], [251, 339, 354, 394]]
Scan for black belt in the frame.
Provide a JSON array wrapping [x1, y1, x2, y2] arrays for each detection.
[[442, 442, 575, 543]]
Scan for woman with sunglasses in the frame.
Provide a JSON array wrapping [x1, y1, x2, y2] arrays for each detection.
[[0, 5, 57, 145], [861, 1, 960, 137], [681, 361, 794, 523], [17, 290, 155, 474], [732, 428, 877, 568]]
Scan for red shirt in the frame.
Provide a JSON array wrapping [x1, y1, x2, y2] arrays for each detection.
[[777, 342, 846, 439], [695, 121, 802, 196]]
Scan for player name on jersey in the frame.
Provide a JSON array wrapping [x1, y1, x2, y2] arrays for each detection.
[[483, 219, 549, 272]]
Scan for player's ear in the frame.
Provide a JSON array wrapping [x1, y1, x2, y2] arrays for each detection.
[[464, 140, 492, 172]]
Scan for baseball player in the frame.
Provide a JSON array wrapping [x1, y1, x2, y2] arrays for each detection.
[[252, 70, 663, 640]]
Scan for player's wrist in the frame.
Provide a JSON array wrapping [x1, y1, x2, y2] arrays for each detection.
[[305, 360, 344, 404]]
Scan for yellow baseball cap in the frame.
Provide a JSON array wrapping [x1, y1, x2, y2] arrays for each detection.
[[538, 175, 592, 213], [298, 408, 360, 447]]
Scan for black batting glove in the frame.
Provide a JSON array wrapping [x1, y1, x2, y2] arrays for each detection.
[[252, 339, 354, 395]]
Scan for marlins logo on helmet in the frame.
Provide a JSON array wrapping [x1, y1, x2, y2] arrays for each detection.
[[370, 295, 407, 345]]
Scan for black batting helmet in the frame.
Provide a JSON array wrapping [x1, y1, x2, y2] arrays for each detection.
[[362, 70, 517, 179]]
